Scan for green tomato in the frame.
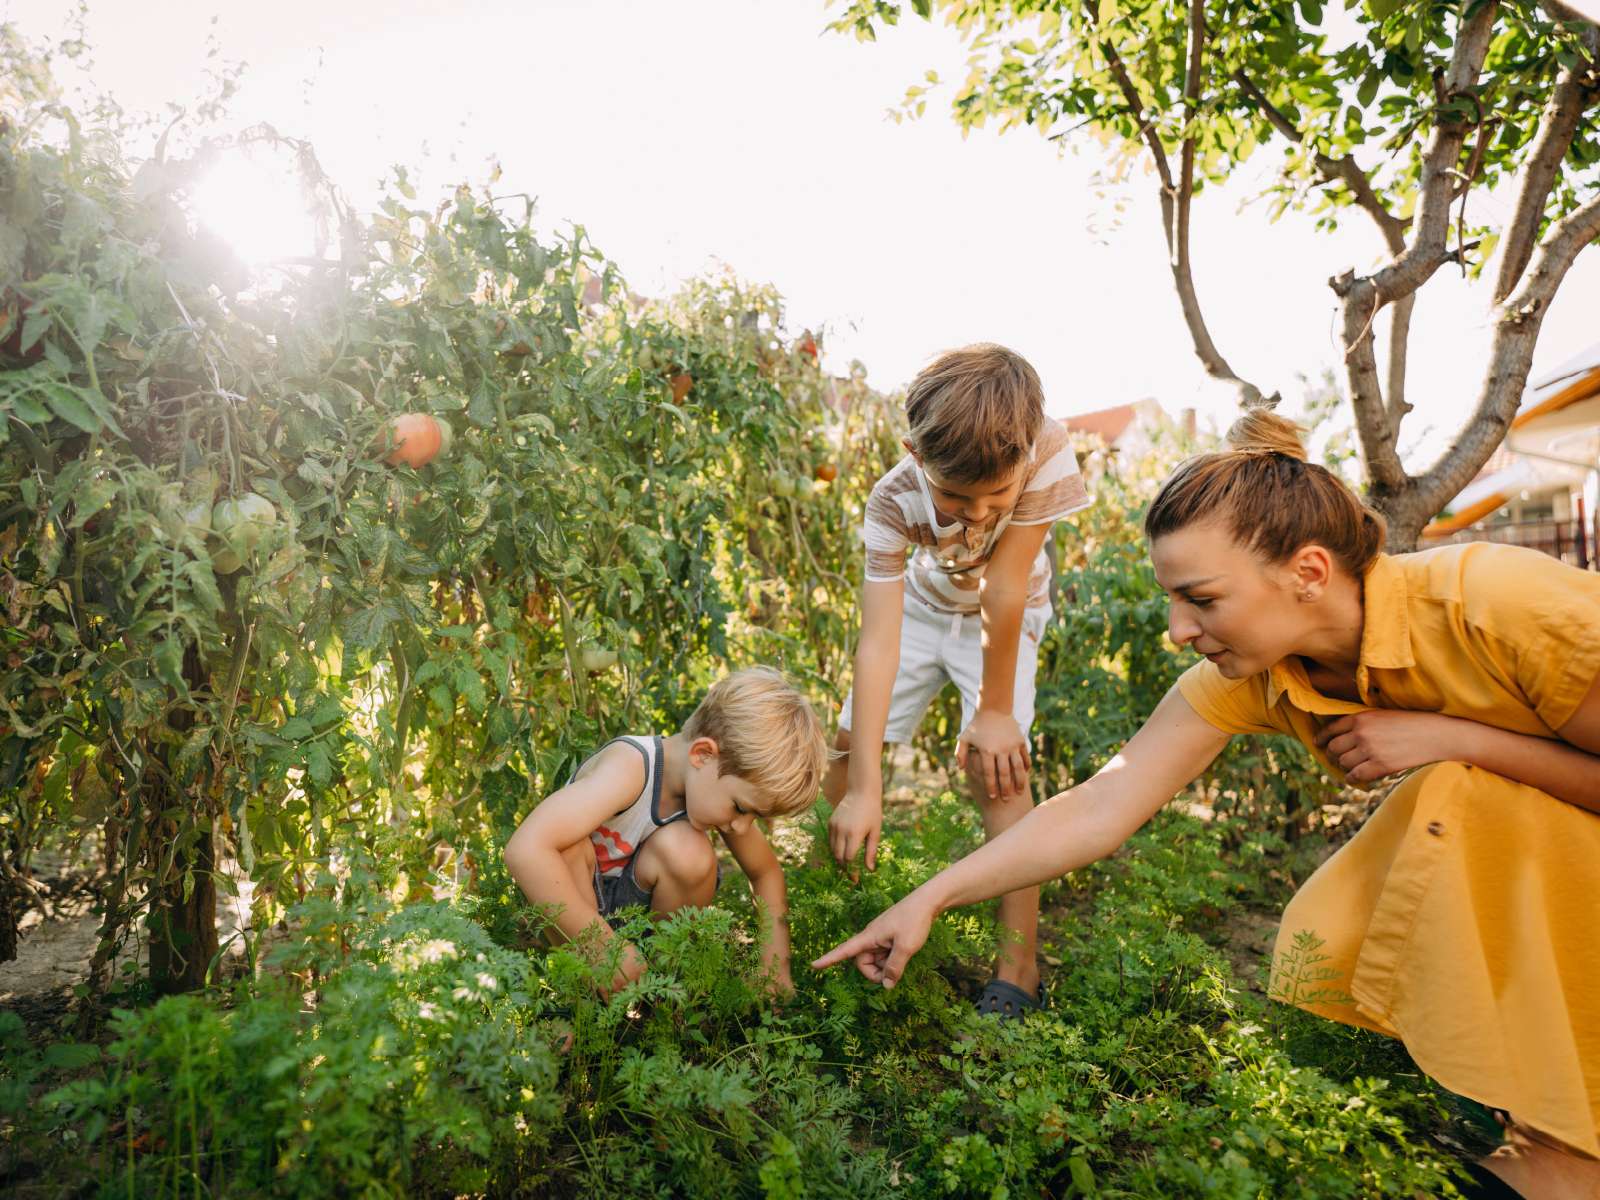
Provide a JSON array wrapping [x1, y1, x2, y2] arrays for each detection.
[[158, 490, 213, 542], [210, 492, 277, 574], [579, 647, 619, 673]]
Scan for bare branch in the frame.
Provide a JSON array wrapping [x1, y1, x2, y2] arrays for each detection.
[[1368, 0, 1500, 304], [1330, 267, 1409, 490], [1492, 59, 1596, 302], [1416, 188, 1600, 512], [1385, 295, 1415, 425], [1094, 5, 1265, 406], [1233, 68, 1420, 426], [1177, 0, 1205, 254], [1328, 0, 1500, 492]]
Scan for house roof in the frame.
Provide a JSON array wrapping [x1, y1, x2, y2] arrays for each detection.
[[1512, 341, 1600, 431], [1429, 343, 1600, 532], [1062, 403, 1138, 445]]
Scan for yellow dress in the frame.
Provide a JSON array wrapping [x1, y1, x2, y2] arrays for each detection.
[[1177, 543, 1600, 1156]]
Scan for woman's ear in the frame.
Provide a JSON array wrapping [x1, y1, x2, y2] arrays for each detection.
[[1290, 543, 1336, 601]]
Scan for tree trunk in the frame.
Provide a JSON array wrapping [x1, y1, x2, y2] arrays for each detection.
[[1370, 481, 1437, 553], [145, 641, 220, 994], [146, 817, 218, 994]]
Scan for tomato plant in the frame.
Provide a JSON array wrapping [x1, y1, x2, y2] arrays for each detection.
[[0, 39, 904, 996]]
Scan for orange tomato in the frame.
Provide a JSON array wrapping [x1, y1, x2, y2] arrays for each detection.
[[386, 414, 444, 468], [0, 295, 44, 365], [798, 334, 818, 360], [670, 373, 694, 403], [813, 462, 838, 483]]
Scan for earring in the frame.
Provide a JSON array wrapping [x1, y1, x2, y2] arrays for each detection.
[[1300, 590, 1313, 602]]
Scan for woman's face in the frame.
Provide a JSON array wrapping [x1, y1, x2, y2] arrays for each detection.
[[1149, 522, 1310, 679]]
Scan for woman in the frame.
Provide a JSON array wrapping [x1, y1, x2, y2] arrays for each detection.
[[814, 410, 1600, 1198]]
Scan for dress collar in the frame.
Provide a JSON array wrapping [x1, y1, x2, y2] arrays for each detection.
[[1262, 554, 1412, 711]]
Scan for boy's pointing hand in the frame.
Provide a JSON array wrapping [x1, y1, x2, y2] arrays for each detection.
[[810, 895, 935, 989]]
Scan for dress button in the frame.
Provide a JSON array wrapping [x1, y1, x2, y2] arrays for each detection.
[[1426, 821, 1445, 837]]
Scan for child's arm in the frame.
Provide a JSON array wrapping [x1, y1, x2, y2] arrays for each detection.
[[958, 521, 1053, 800], [722, 822, 793, 994], [503, 746, 648, 991], [828, 575, 904, 872]]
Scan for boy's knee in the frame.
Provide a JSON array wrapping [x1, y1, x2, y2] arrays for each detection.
[[964, 773, 1034, 812], [645, 822, 717, 885]]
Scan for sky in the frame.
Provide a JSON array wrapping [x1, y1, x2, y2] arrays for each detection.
[[5, 0, 1598, 471]]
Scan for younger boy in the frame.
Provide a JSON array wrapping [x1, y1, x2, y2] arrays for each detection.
[[826, 343, 1089, 1017], [505, 667, 828, 994]]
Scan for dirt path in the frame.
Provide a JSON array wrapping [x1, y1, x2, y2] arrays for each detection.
[[1, 850, 260, 1025]]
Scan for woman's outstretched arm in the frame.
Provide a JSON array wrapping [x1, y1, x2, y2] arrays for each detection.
[[811, 686, 1232, 988]]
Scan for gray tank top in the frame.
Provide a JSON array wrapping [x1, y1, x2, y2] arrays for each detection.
[[582, 735, 686, 878]]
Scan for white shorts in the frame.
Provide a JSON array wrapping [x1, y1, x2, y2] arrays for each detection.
[[840, 591, 1051, 745]]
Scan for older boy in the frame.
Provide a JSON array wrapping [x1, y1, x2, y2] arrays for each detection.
[[827, 343, 1089, 1017], [505, 667, 828, 994]]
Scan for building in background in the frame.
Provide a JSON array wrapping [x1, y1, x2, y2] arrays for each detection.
[[1422, 342, 1600, 568], [1061, 398, 1194, 465]]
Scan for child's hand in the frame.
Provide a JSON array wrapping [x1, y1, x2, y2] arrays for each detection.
[[600, 940, 648, 997], [956, 709, 1031, 800], [763, 959, 796, 1001], [829, 787, 884, 876]]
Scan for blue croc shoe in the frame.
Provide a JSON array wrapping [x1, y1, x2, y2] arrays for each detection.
[[975, 978, 1044, 1020]]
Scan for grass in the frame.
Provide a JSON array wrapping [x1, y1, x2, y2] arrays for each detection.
[[1, 775, 1491, 1199]]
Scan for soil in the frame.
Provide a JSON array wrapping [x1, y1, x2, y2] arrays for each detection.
[[1, 849, 262, 1032]]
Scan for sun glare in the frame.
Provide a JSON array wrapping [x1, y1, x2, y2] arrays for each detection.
[[190, 153, 322, 267]]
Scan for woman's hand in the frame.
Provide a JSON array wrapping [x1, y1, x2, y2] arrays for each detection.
[[1315, 710, 1471, 782], [810, 891, 937, 989]]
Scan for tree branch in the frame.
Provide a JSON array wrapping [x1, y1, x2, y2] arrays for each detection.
[[1329, 0, 1500, 493], [1492, 56, 1596, 302], [1385, 295, 1416, 426], [1095, 3, 1265, 406], [1232, 69, 1409, 253], [1370, 0, 1500, 303], [1234, 66, 1417, 424], [1416, 188, 1600, 513]]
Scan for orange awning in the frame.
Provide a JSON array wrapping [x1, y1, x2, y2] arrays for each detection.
[[1512, 370, 1600, 431], [1422, 490, 1510, 537]]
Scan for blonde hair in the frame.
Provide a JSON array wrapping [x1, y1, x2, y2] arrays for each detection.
[[683, 667, 828, 818], [905, 343, 1045, 484], [1144, 407, 1387, 576]]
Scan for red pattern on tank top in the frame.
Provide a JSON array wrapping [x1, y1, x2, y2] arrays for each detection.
[[591, 824, 635, 872]]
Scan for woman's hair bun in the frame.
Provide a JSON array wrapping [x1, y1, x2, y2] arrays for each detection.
[[1225, 409, 1308, 462]]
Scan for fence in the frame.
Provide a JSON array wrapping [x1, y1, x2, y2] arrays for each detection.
[[1419, 499, 1597, 570]]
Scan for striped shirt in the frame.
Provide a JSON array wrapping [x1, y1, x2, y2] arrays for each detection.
[[861, 417, 1089, 613]]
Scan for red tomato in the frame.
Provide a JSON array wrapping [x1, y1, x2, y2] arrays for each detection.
[[670, 374, 694, 403], [813, 462, 839, 483], [386, 414, 444, 468]]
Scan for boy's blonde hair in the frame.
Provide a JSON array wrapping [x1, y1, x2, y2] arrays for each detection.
[[904, 343, 1044, 485], [683, 667, 827, 818]]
